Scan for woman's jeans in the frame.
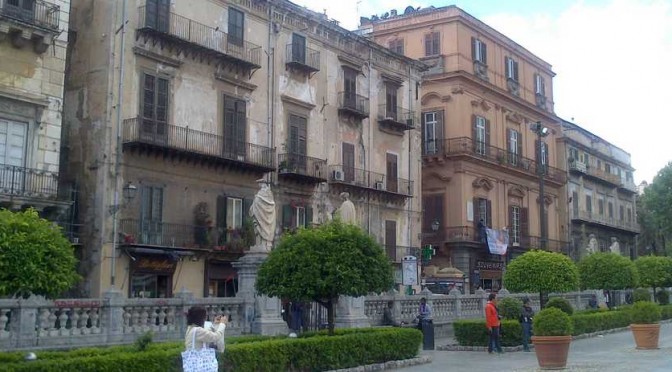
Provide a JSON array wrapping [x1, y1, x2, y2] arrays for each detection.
[[522, 322, 532, 351], [488, 327, 502, 353]]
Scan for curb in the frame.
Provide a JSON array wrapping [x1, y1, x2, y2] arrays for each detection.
[[328, 356, 433, 371]]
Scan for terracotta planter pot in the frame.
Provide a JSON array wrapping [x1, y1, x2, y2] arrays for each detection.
[[532, 335, 571, 369], [630, 323, 660, 349]]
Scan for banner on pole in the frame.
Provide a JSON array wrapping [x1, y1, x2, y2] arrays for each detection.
[[485, 228, 509, 255]]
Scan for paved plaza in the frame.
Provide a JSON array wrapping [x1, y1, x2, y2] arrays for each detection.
[[404, 323, 672, 372]]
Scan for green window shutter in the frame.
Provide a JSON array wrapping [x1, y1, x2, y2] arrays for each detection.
[[305, 207, 313, 228], [282, 204, 293, 229]]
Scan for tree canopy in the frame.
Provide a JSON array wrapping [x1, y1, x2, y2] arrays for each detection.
[[504, 250, 579, 294], [0, 209, 80, 298], [256, 220, 394, 334], [578, 252, 638, 290], [635, 255, 672, 290], [639, 162, 672, 255]]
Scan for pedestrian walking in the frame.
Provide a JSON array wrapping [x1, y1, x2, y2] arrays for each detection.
[[485, 293, 503, 354], [520, 298, 534, 352]]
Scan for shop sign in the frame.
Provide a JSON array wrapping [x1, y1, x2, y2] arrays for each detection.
[[476, 260, 504, 271], [133, 256, 177, 274]]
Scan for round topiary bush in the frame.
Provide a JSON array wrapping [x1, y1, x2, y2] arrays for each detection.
[[630, 301, 662, 324], [498, 297, 523, 320], [633, 288, 651, 302], [655, 289, 669, 305], [578, 252, 639, 291], [545, 297, 574, 316], [533, 308, 573, 336]]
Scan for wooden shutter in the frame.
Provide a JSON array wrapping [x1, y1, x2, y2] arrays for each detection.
[[513, 60, 519, 81], [385, 220, 397, 261], [508, 206, 514, 230], [586, 195, 592, 213], [471, 37, 476, 60], [535, 139, 540, 163], [228, 7, 244, 46], [486, 199, 492, 228], [471, 114, 477, 147], [516, 130, 523, 161], [425, 34, 432, 56], [282, 204, 293, 229], [305, 207, 313, 227], [481, 42, 487, 64], [421, 112, 426, 154], [572, 191, 579, 216], [156, 77, 168, 135], [436, 111, 444, 154], [506, 128, 512, 155], [505, 57, 510, 78], [342, 142, 355, 182], [242, 198, 252, 221], [521, 207, 529, 238], [386, 84, 398, 118], [216, 195, 228, 245], [292, 33, 306, 64], [484, 119, 491, 156], [235, 99, 246, 157], [473, 197, 481, 231], [386, 153, 398, 193]]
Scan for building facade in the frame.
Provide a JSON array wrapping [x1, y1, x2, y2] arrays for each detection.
[[362, 6, 568, 293], [0, 1, 72, 223], [560, 120, 639, 260], [63, 0, 424, 298]]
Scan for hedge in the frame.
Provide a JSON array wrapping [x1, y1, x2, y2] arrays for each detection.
[[662, 305, 672, 320], [570, 310, 631, 335], [453, 320, 522, 347], [0, 328, 420, 372]]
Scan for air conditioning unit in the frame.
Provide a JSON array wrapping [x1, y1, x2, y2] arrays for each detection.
[[374, 181, 385, 190], [332, 170, 345, 181]]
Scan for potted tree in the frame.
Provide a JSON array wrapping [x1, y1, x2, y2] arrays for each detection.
[[634, 256, 672, 301], [504, 250, 579, 369], [630, 301, 662, 349], [531, 308, 573, 369], [578, 252, 639, 307]]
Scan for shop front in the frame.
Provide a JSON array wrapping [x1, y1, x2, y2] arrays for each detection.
[[206, 260, 238, 297], [473, 260, 504, 292], [129, 255, 177, 298]]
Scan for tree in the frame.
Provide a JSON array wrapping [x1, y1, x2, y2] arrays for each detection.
[[639, 162, 672, 256], [0, 209, 80, 298], [256, 220, 394, 335], [578, 252, 639, 290], [634, 256, 672, 296], [503, 250, 579, 308]]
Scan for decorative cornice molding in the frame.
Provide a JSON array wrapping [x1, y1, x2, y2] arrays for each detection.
[[472, 177, 494, 191], [536, 194, 554, 206], [470, 99, 491, 112], [421, 92, 442, 105], [133, 46, 182, 68], [508, 186, 526, 198], [428, 171, 451, 182]]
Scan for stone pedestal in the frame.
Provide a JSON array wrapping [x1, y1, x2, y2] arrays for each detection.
[[103, 288, 125, 344], [233, 251, 288, 336], [334, 296, 370, 329]]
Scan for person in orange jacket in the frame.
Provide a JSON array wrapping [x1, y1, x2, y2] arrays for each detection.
[[485, 293, 503, 354]]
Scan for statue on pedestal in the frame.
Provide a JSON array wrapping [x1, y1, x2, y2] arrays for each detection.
[[587, 234, 598, 255], [335, 192, 356, 224], [249, 179, 276, 253], [610, 237, 620, 255]]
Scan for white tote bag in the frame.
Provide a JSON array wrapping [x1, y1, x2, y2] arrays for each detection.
[[182, 327, 219, 372]]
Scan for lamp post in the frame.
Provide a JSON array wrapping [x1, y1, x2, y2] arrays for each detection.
[[530, 121, 550, 250]]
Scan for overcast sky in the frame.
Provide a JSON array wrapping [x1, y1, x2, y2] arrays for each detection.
[[292, 0, 671, 184]]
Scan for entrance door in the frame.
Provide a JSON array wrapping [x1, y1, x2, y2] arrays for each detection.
[[140, 186, 164, 245], [223, 96, 246, 160], [342, 142, 355, 183], [385, 220, 397, 261], [292, 34, 306, 64], [145, 0, 170, 32], [0, 119, 27, 195]]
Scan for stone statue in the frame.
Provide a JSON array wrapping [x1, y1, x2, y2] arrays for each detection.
[[587, 234, 598, 255], [249, 179, 276, 252], [610, 237, 620, 255], [335, 192, 356, 224]]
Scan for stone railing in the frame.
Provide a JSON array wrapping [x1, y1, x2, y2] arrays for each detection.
[[0, 290, 246, 351]]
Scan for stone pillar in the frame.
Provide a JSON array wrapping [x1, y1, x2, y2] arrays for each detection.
[[233, 252, 288, 336], [174, 287, 194, 335], [334, 296, 370, 329], [476, 288, 487, 315], [15, 296, 40, 348], [103, 288, 126, 344], [449, 287, 462, 319]]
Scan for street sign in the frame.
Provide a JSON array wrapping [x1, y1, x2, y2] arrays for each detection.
[[402, 256, 418, 286]]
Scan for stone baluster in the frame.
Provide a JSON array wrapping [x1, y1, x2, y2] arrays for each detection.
[[157, 307, 167, 332], [37, 308, 50, 337], [140, 307, 150, 332], [80, 308, 90, 335], [47, 308, 58, 336], [90, 307, 100, 334], [450, 288, 462, 319], [130, 307, 139, 333], [0, 309, 10, 339], [166, 306, 175, 332]]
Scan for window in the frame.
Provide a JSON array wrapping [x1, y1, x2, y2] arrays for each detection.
[[536, 140, 549, 173], [583, 153, 590, 167], [627, 208, 632, 222], [605, 163, 611, 173], [223, 95, 246, 158], [294, 206, 306, 227], [226, 197, 243, 230], [140, 186, 164, 245], [385, 83, 398, 120], [291, 33, 306, 64], [505, 56, 519, 81], [472, 38, 487, 64], [228, 7, 245, 46], [626, 171, 633, 182], [423, 112, 439, 155], [0, 119, 27, 168], [474, 116, 487, 156], [386, 153, 398, 193], [569, 147, 579, 161], [342, 142, 355, 183], [287, 114, 307, 171], [282, 204, 312, 229], [216, 196, 250, 245], [141, 73, 169, 139], [424, 32, 440, 56], [510, 206, 521, 244], [619, 205, 624, 221], [474, 197, 491, 228], [507, 129, 521, 166], [145, 0, 170, 32], [586, 195, 592, 214], [597, 159, 601, 169], [598, 198, 605, 215], [534, 74, 545, 96], [608, 202, 614, 218], [423, 194, 444, 232], [131, 274, 170, 298], [389, 39, 404, 54], [343, 68, 357, 109], [572, 191, 579, 216]]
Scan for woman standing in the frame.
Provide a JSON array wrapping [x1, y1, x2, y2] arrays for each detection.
[[185, 307, 228, 352]]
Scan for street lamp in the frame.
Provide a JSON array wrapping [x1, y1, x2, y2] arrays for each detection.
[[530, 121, 550, 249], [431, 219, 440, 232], [110, 181, 137, 288]]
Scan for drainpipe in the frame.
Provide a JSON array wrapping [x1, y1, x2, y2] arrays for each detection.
[[407, 65, 413, 250], [367, 50, 373, 234], [110, 0, 128, 288], [267, 3, 274, 183]]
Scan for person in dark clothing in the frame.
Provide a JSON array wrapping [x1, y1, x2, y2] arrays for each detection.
[[588, 294, 598, 309], [382, 301, 401, 327], [520, 298, 534, 352]]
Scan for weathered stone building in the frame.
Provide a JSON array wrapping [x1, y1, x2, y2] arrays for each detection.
[[559, 120, 639, 260], [0, 1, 72, 221], [361, 6, 568, 292], [63, 0, 425, 298]]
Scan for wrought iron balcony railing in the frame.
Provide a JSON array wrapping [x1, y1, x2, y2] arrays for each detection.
[[0, 0, 59, 30], [328, 165, 412, 196], [377, 104, 415, 130], [571, 209, 640, 233], [423, 137, 566, 185], [337, 92, 369, 119], [285, 43, 320, 73], [122, 117, 275, 171], [278, 153, 327, 182], [137, 6, 261, 68], [0, 164, 58, 199]]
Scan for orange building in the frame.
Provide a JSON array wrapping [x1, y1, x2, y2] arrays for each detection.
[[361, 6, 568, 292]]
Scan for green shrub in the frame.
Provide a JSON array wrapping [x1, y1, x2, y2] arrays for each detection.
[[630, 301, 661, 324], [453, 320, 522, 347], [633, 288, 652, 302], [655, 289, 670, 305], [661, 305, 672, 320], [570, 310, 631, 335], [498, 297, 523, 320], [134, 331, 154, 352], [545, 297, 574, 315], [533, 308, 572, 336]]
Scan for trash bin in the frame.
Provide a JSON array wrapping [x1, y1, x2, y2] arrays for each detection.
[[421, 319, 434, 350]]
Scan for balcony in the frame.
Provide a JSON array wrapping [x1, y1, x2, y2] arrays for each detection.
[[569, 159, 587, 173], [571, 209, 640, 233], [328, 165, 412, 198], [0, 164, 58, 200], [136, 6, 262, 73], [285, 43, 320, 76], [423, 226, 480, 245], [386, 245, 420, 263], [122, 117, 275, 173], [377, 104, 415, 132], [569, 159, 621, 186], [337, 92, 369, 121], [278, 153, 327, 183], [619, 180, 638, 194], [0, 0, 60, 54], [423, 137, 567, 186]]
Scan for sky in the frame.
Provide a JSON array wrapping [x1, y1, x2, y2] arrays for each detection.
[[291, 0, 672, 184]]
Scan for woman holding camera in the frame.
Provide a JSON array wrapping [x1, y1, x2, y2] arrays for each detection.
[[185, 306, 228, 352]]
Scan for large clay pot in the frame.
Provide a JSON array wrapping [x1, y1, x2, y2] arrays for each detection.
[[532, 335, 572, 369], [631, 323, 660, 349]]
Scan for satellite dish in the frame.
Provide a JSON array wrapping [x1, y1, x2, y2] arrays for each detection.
[[382, 12, 389, 19]]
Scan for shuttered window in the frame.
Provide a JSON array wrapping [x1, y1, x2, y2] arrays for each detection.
[[145, 0, 170, 32], [471, 38, 487, 64], [473, 115, 489, 156], [389, 39, 404, 54], [422, 111, 443, 155], [228, 7, 244, 46], [141, 73, 169, 138], [505, 56, 519, 81], [424, 32, 440, 56], [507, 128, 521, 166], [223, 95, 246, 158], [535, 74, 546, 95], [509, 206, 521, 244], [342, 142, 355, 183]]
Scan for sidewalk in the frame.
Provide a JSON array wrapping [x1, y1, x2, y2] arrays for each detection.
[[406, 322, 672, 371]]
